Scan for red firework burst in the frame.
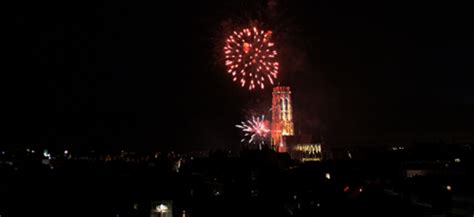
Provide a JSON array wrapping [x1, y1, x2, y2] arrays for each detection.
[[224, 26, 279, 90]]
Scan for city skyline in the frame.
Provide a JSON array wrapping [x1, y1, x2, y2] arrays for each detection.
[[3, 1, 474, 217]]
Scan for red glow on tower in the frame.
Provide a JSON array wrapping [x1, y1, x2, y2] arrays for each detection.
[[271, 86, 294, 152]]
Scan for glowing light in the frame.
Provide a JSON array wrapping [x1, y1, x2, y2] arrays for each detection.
[[43, 149, 51, 159], [446, 185, 452, 191], [325, 173, 331, 180], [294, 144, 322, 154], [300, 157, 321, 162], [224, 26, 279, 90], [243, 42, 251, 53], [343, 186, 350, 192], [155, 204, 169, 213], [236, 115, 270, 145]]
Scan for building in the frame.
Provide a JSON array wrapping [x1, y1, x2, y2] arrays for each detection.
[[271, 86, 294, 152], [286, 134, 323, 162]]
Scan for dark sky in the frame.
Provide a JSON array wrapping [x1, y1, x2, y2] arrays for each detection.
[[4, 0, 474, 151]]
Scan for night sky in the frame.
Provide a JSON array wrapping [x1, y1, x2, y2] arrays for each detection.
[[5, 0, 474, 151]]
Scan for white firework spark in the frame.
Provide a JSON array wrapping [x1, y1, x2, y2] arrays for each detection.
[[236, 115, 271, 145]]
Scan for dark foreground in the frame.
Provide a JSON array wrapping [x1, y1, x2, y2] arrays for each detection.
[[1, 148, 473, 217]]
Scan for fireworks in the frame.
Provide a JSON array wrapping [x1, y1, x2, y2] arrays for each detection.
[[224, 26, 279, 90], [236, 115, 271, 145]]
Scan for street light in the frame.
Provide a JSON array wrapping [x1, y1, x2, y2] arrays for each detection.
[[155, 204, 169, 217], [325, 173, 331, 180]]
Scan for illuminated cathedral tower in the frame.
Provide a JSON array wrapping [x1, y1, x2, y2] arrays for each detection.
[[271, 86, 294, 152]]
